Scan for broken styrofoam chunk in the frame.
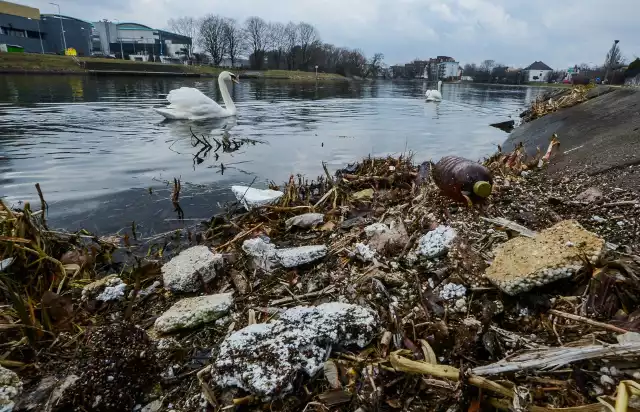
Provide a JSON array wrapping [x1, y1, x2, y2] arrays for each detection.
[[439, 283, 466, 300], [0, 364, 22, 412], [242, 237, 279, 271], [213, 302, 378, 397], [231, 185, 284, 210], [82, 274, 122, 301], [154, 293, 234, 333], [285, 213, 324, 231], [276, 245, 327, 268], [364, 223, 389, 237], [351, 243, 376, 262], [161, 246, 224, 293], [243, 238, 326, 269], [96, 277, 127, 302], [365, 218, 409, 254], [484, 220, 605, 295], [416, 225, 457, 258]]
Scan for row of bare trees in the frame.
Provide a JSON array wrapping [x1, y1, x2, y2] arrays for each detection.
[[168, 16, 384, 77]]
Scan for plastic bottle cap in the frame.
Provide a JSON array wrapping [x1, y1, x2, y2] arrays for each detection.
[[473, 181, 492, 197]]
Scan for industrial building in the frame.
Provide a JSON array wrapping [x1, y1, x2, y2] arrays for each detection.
[[91, 20, 192, 62], [0, 0, 92, 55]]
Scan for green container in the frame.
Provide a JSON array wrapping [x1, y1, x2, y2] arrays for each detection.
[[6, 45, 24, 53]]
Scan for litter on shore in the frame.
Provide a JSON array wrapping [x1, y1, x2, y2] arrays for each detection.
[[1, 134, 640, 411]]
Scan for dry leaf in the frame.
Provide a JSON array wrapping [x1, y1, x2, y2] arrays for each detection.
[[317, 390, 352, 406], [324, 360, 341, 389], [320, 221, 336, 231]]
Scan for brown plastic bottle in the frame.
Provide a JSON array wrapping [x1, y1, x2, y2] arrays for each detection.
[[432, 156, 493, 205]]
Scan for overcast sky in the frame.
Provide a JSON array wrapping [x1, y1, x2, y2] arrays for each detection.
[[22, 0, 639, 69]]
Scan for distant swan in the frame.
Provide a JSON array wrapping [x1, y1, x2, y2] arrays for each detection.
[[425, 80, 442, 102], [154, 71, 239, 120]]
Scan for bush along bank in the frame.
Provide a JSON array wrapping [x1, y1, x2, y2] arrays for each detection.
[[1, 141, 640, 411]]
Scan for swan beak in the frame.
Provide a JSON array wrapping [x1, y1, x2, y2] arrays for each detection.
[[231, 76, 240, 84]]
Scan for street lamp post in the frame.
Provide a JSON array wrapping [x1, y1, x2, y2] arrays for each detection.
[[49, 3, 67, 52], [315, 65, 318, 78], [603, 40, 620, 84], [27, 18, 45, 54]]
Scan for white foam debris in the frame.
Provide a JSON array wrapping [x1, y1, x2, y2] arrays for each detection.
[[231, 186, 284, 210], [82, 274, 123, 301], [213, 302, 378, 397], [161, 246, 224, 293], [351, 243, 376, 262], [0, 365, 22, 412], [276, 245, 327, 267], [96, 277, 127, 302], [439, 283, 467, 300], [592, 215, 606, 223], [242, 237, 278, 271], [416, 225, 457, 258], [242, 238, 326, 270], [154, 293, 234, 334], [364, 223, 389, 237], [453, 297, 467, 313], [285, 213, 324, 231], [0, 258, 14, 273], [364, 218, 409, 254]]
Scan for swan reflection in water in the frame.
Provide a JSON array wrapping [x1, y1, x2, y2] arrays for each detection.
[[163, 116, 265, 174]]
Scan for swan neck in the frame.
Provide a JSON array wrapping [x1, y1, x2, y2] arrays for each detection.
[[218, 74, 236, 115]]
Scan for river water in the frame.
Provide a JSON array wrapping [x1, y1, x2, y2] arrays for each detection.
[[0, 75, 545, 236]]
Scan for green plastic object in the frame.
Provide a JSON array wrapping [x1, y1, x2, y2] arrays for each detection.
[[473, 181, 492, 198]]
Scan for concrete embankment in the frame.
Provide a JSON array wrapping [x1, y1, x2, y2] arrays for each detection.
[[504, 87, 640, 191]]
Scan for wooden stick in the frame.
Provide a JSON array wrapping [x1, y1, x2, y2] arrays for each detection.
[[215, 223, 263, 251], [548, 309, 629, 334], [270, 285, 336, 305], [471, 341, 640, 376], [601, 201, 639, 208], [35, 183, 48, 229]]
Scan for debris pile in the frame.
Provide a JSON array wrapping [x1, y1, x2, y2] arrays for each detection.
[[2, 145, 640, 411], [520, 84, 596, 123]]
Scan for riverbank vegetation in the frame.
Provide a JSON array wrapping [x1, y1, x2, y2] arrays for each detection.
[[168, 15, 385, 78]]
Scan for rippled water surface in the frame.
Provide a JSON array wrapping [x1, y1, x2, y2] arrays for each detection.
[[0, 75, 545, 235]]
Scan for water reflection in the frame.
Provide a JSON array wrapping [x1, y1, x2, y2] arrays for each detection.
[[0, 75, 546, 235]]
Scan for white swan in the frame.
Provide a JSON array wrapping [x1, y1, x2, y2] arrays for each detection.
[[425, 80, 443, 102], [154, 71, 239, 120]]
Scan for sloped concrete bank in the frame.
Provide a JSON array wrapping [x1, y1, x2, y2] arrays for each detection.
[[504, 87, 640, 191]]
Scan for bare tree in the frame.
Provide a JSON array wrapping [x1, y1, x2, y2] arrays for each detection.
[[297, 22, 319, 69], [167, 17, 197, 57], [244, 16, 269, 69], [365, 53, 384, 78], [268, 22, 286, 69], [199, 15, 227, 65], [223, 18, 244, 67], [284, 22, 298, 70], [479, 59, 496, 73], [604, 42, 624, 69]]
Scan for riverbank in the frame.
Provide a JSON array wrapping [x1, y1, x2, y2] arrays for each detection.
[[504, 86, 640, 191], [0, 53, 347, 80], [2, 145, 639, 411]]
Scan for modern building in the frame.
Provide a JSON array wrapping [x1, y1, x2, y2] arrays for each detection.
[[91, 20, 192, 61], [438, 61, 460, 79], [524, 61, 553, 82], [0, 0, 92, 55]]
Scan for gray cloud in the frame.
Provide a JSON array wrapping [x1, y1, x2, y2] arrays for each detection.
[[23, 0, 639, 69]]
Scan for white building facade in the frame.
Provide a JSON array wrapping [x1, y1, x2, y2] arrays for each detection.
[[438, 61, 460, 79], [524, 61, 553, 82]]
